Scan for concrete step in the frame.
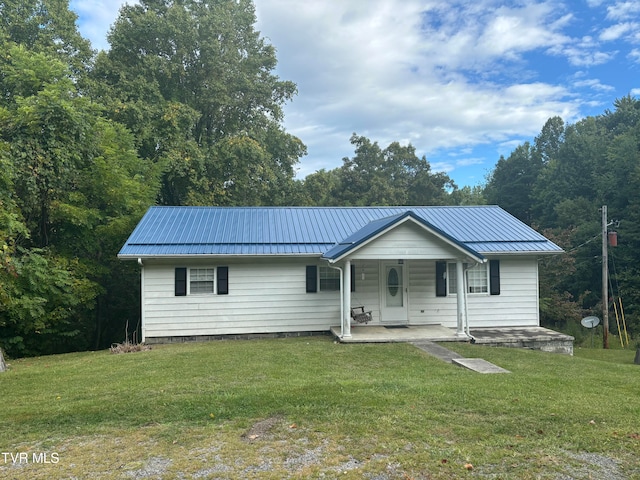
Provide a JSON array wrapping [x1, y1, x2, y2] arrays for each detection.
[[452, 358, 511, 374]]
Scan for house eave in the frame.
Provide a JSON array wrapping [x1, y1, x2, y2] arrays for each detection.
[[476, 250, 565, 256], [117, 253, 325, 260]]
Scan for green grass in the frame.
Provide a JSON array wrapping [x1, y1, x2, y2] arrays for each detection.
[[1, 337, 639, 479]]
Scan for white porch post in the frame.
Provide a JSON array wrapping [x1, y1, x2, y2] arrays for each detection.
[[343, 259, 352, 338], [455, 259, 467, 337]]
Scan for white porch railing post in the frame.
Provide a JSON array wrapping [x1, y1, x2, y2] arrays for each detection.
[[343, 259, 352, 338], [456, 260, 467, 337]]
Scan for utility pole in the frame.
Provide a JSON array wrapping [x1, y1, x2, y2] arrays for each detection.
[[602, 205, 609, 349]]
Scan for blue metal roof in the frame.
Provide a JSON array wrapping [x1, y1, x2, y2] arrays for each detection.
[[118, 206, 563, 258]]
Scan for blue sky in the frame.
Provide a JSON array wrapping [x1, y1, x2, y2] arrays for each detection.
[[71, 0, 640, 187]]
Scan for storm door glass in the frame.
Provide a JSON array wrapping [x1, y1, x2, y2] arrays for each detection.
[[385, 265, 403, 307]]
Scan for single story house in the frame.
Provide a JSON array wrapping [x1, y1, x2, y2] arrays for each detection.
[[118, 206, 563, 344]]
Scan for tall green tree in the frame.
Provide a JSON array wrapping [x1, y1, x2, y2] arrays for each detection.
[[91, 0, 303, 206], [1, 45, 95, 247], [532, 117, 607, 227], [298, 169, 343, 206], [322, 134, 454, 206], [0, 0, 93, 74], [486, 97, 640, 339], [0, 41, 158, 356], [484, 142, 542, 223], [534, 116, 564, 165]]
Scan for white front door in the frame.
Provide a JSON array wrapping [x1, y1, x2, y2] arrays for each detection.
[[380, 262, 408, 324]]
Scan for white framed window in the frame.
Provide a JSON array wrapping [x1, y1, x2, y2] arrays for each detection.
[[447, 263, 488, 295], [319, 266, 340, 291], [189, 268, 215, 294], [175, 267, 229, 296]]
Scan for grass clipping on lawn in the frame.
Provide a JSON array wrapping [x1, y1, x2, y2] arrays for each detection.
[[0, 338, 639, 479]]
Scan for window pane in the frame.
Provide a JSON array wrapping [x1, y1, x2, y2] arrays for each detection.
[[467, 265, 488, 293], [448, 263, 457, 294], [447, 263, 487, 294], [319, 266, 340, 291], [190, 268, 215, 294]]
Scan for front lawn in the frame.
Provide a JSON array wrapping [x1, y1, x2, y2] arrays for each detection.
[[1, 337, 638, 479]]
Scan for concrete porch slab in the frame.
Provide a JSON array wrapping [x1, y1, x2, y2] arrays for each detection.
[[330, 324, 574, 354], [330, 324, 461, 343]]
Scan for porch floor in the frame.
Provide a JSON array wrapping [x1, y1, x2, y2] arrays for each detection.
[[330, 325, 575, 354]]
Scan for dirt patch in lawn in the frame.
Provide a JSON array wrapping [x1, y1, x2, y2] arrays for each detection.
[[241, 415, 285, 442]]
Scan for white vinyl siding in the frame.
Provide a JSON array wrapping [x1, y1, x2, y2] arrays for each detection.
[[408, 257, 539, 328], [142, 259, 341, 339], [351, 221, 460, 260], [140, 256, 540, 340]]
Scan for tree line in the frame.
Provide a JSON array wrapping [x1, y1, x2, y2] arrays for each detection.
[[484, 98, 640, 343], [1, 0, 637, 357]]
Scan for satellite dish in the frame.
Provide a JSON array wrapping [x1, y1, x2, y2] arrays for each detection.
[[581, 316, 600, 328]]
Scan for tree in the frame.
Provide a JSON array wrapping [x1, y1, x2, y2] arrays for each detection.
[[0, 42, 158, 356], [486, 98, 640, 340], [91, 0, 303, 206], [299, 169, 342, 206], [449, 185, 486, 206], [0, 0, 93, 75], [534, 116, 564, 165], [484, 142, 541, 223], [328, 134, 453, 206], [531, 117, 607, 227], [1, 44, 94, 247]]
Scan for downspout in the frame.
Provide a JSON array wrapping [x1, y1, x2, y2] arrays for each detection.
[[328, 265, 344, 338], [455, 260, 466, 337], [137, 258, 145, 343], [463, 263, 476, 343], [344, 259, 352, 338]]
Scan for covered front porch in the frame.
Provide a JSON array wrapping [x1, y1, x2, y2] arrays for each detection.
[[330, 325, 575, 355], [322, 212, 487, 340]]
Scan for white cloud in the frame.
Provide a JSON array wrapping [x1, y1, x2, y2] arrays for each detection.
[[573, 78, 616, 92], [606, 1, 640, 21], [599, 22, 639, 41], [550, 35, 617, 67], [630, 49, 640, 63], [71, 0, 637, 184], [255, 0, 588, 177], [455, 157, 486, 167], [70, 0, 135, 51]]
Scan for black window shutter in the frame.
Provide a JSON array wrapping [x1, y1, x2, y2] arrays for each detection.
[[175, 267, 187, 296], [490, 260, 500, 295], [435, 261, 447, 297], [306, 265, 317, 293], [350, 264, 356, 292], [217, 266, 229, 295]]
